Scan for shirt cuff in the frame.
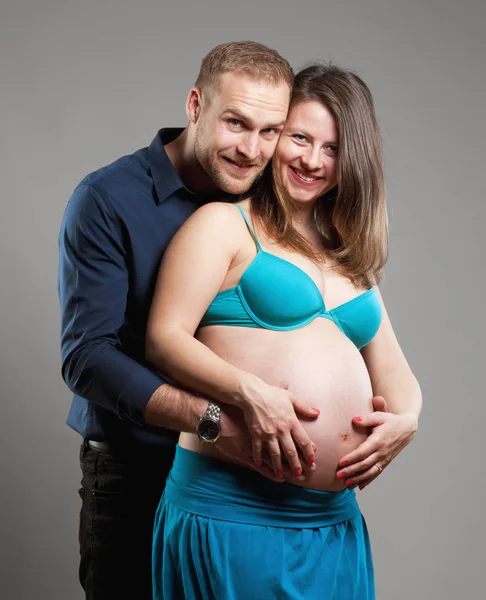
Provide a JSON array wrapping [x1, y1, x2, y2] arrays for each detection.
[[116, 368, 172, 427]]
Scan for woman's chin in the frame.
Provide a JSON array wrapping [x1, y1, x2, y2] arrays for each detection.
[[280, 178, 325, 204]]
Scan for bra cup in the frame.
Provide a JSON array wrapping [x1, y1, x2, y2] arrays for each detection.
[[199, 249, 383, 349], [239, 255, 324, 328], [334, 292, 383, 349]]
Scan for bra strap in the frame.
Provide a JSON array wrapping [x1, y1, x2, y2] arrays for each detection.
[[234, 205, 263, 252]]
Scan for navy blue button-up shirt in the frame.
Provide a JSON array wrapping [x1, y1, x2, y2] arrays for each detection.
[[58, 128, 210, 447]]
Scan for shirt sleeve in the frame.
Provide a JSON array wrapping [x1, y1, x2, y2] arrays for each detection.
[[58, 183, 168, 426]]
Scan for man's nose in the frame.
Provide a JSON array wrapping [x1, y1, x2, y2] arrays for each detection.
[[236, 133, 260, 161]]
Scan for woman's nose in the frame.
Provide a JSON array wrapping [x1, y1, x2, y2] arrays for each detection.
[[300, 148, 322, 171]]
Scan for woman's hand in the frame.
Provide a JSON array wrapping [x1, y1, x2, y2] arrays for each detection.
[[215, 405, 283, 483], [336, 399, 418, 490], [240, 380, 319, 479]]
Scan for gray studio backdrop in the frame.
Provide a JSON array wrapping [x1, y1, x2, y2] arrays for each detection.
[[1, 0, 485, 598]]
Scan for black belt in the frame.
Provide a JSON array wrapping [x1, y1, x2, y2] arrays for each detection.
[[86, 439, 175, 457], [87, 440, 113, 452]]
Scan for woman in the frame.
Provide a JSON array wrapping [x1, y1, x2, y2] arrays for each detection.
[[146, 64, 421, 599]]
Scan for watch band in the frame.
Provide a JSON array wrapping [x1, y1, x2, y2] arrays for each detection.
[[204, 401, 221, 422], [196, 400, 221, 443]]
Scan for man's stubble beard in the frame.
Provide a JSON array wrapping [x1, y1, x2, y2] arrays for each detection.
[[194, 125, 265, 196]]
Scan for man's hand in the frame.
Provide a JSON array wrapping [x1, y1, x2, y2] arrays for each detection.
[[216, 405, 283, 482]]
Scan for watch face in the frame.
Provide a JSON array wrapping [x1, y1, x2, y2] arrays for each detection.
[[199, 419, 220, 442]]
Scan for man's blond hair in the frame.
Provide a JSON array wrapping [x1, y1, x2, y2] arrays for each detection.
[[195, 41, 294, 92]]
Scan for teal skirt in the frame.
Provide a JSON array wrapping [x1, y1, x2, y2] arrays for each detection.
[[153, 446, 375, 600]]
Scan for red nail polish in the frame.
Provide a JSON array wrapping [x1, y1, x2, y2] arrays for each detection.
[[354, 416, 363, 422], [344, 479, 352, 486], [337, 472, 346, 480], [295, 468, 302, 477], [338, 461, 347, 468], [277, 470, 284, 478], [308, 456, 315, 464], [313, 408, 320, 414]]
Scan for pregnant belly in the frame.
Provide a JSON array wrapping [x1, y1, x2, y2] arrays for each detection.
[[181, 318, 373, 492]]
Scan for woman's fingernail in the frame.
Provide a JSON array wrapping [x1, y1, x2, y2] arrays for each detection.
[[354, 416, 363, 422], [277, 470, 284, 478], [295, 468, 302, 477], [338, 460, 347, 468], [337, 472, 346, 480], [344, 479, 353, 486], [308, 455, 315, 464], [313, 408, 320, 414]]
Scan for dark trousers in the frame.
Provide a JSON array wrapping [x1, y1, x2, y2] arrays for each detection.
[[78, 439, 176, 599]]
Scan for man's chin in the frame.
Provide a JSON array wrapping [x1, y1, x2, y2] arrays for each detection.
[[217, 174, 259, 196]]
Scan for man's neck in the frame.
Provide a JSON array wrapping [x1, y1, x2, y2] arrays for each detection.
[[164, 128, 219, 194]]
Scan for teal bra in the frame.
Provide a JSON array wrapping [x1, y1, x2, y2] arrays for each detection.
[[199, 205, 382, 349]]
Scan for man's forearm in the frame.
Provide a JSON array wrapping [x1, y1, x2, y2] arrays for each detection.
[[144, 383, 208, 432]]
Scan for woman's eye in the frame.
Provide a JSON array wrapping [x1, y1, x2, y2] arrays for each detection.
[[292, 134, 308, 143], [327, 145, 338, 155]]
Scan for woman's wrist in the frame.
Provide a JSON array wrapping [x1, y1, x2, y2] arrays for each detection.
[[397, 411, 419, 432], [231, 371, 266, 408]]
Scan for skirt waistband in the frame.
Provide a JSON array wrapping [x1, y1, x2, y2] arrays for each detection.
[[165, 446, 360, 529]]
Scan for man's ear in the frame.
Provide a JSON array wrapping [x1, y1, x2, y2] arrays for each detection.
[[186, 87, 203, 124]]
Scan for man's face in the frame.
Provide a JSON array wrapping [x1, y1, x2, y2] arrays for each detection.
[[193, 72, 291, 194]]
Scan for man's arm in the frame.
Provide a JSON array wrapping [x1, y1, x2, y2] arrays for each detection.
[[144, 384, 207, 431], [58, 182, 203, 430], [58, 184, 297, 479]]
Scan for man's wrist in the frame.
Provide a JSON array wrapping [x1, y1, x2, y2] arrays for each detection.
[[144, 383, 209, 432], [195, 400, 221, 443]]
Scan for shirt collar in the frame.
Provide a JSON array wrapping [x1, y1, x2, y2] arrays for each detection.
[[147, 128, 186, 204], [147, 127, 260, 206]]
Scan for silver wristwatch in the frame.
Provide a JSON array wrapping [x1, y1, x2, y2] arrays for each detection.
[[195, 401, 221, 443]]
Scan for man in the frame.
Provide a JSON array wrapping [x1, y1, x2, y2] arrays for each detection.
[[59, 41, 315, 599]]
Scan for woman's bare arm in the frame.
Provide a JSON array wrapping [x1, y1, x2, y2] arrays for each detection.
[[336, 287, 421, 488], [361, 287, 422, 419], [145, 202, 318, 475]]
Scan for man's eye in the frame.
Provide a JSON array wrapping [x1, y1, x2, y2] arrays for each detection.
[[229, 119, 243, 127]]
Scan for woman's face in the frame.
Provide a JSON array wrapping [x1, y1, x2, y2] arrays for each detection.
[[275, 100, 338, 205]]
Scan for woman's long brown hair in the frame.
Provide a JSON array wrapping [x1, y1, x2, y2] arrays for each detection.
[[251, 64, 388, 288]]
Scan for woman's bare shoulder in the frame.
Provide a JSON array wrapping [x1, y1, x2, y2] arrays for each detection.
[[183, 201, 250, 236], [171, 202, 249, 255], [189, 201, 245, 225]]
